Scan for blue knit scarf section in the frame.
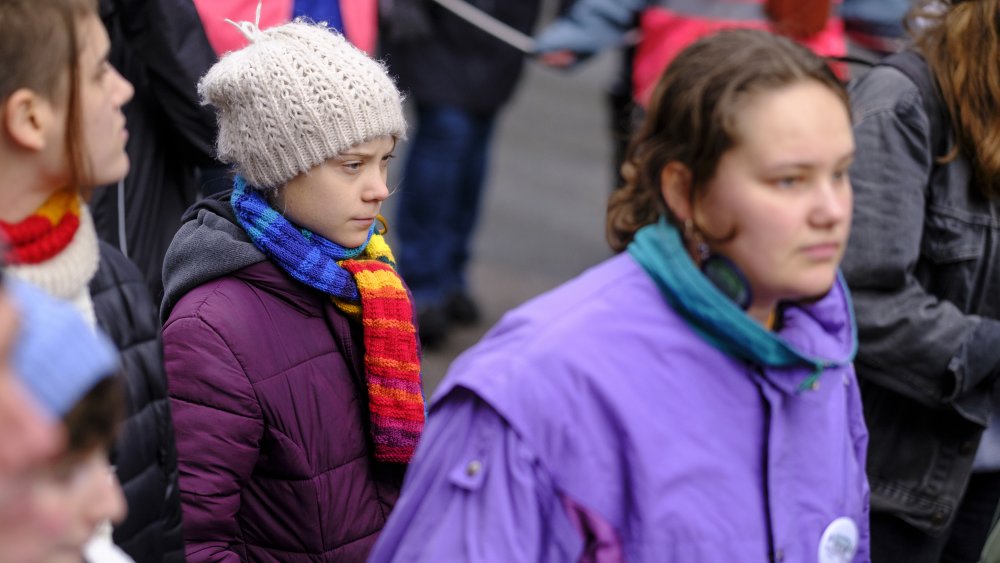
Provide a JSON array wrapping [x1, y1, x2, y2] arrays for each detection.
[[230, 176, 373, 301], [627, 217, 856, 390]]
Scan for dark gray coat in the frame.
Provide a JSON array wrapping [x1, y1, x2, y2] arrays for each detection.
[[842, 56, 1000, 535]]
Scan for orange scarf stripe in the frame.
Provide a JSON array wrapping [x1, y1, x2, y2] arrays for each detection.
[[356, 287, 411, 304], [36, 191, 80, 224], [364, 362, 421, 383], [362, 317, 417, 332], [368, 382, 424, 404], [352, 268, 412, 291], [0, 192, 82, 265]]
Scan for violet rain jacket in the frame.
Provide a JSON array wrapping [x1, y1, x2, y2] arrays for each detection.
[[370, 251, 870, 562]]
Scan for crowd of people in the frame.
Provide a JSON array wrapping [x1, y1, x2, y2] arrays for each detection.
[[1, 0, 999, 562]]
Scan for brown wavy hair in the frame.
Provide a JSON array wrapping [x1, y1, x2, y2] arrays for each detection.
[[607, 29, 848, 252], [0, 0, 98, 197], [908, 0, 1000, 196]]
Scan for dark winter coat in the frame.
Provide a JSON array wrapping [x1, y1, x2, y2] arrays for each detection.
[[91, 0, 219, 302], [90, 241, 184, 562], [381, 0, 541, 113], [842, 53, 1000, 534], [160, 195, 403, 562]]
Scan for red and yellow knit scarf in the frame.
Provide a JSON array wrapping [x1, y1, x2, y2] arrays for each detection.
[[332, 232, 425, 464], [0, 191, 81, 265]]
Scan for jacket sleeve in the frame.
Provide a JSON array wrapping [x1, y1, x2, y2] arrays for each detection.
[[841, 73, 1000, 411], [368, 389, 583, 562], [163, 314, 263, 563], [534, 0, 646, 55], [108, 0, 219, 165]]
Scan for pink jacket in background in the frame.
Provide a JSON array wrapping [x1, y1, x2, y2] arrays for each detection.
[[192, 0, 378, 55]]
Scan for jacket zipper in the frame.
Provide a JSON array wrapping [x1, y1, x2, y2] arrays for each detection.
[[757, 367, 778, 562]]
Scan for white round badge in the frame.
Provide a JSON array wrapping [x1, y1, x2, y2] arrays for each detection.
[[818, 517, 859, 563]]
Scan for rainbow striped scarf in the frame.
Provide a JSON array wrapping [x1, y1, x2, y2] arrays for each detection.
[[232, 177, 424, 463]]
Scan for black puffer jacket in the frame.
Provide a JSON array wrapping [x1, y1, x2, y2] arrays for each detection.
[[90, 241, 184, 562], [91, 0, 219, 302]]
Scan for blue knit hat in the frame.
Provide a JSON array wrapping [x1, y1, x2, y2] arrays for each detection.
[[7, 279, 118, 418]]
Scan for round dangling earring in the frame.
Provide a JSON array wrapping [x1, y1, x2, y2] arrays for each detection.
[[683, 220, 710, 262], [684, 219, 753, 310]]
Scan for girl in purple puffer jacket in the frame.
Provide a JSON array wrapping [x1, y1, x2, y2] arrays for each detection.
[[160, 16, 423, 562]]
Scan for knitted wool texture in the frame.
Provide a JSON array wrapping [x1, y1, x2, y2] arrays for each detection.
[[1, 191, 81, 264], [1, 192, 100, 326], [232, 178, 424, 463], [198, 19, 407, 191]]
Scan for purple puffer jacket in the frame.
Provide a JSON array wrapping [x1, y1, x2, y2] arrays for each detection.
[[161, 195, 402, 562]]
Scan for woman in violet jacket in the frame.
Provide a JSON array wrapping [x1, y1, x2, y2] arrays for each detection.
[[370, 29, 869, 562]]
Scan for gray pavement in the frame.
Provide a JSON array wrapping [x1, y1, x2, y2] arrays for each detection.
[[384, 51, 621, 394]]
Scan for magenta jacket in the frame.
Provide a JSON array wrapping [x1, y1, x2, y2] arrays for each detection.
[[161, 195, 402, 561]]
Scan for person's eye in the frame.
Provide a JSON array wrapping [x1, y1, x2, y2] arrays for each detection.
[[774, 176, 804, 189], [343, 161, 363, 172], [832, 168, 849, 184], [380, 154, 395, 169]]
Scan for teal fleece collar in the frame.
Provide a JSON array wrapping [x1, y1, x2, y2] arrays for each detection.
[[627, 218, 856, 391]]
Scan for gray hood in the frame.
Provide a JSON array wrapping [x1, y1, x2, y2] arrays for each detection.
[[160, 191, 266, 322]]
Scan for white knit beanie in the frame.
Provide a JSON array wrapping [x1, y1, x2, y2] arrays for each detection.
[[199, 17, 407, 190]]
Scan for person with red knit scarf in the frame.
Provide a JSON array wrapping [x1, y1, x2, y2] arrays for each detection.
[[0, 0, 188, 560]]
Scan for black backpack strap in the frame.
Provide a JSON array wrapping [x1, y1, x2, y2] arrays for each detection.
[[875, 50, 950, 159]]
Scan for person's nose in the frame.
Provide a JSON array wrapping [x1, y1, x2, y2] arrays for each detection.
[[811, 175, 851, 228], [364, 170, 391, 203], [111, 67, 134, 108], [86, 464, 127, 527]]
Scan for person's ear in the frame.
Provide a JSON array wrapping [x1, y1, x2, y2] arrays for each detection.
[[2, 89, 52, 152], [660, 162, 694, 222]]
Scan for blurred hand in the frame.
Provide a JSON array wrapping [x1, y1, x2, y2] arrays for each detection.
[[536, 50, 578, 68]]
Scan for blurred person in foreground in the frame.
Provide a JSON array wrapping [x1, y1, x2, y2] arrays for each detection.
[[841, 1, 1000, 561], [370, 29, 867, 562], [0, 275, 62, 505], [0, 278, 127, 563], [0, 0, 185, 559]]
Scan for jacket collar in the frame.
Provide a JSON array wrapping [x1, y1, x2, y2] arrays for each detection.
[[627, 218, 857, 390]]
